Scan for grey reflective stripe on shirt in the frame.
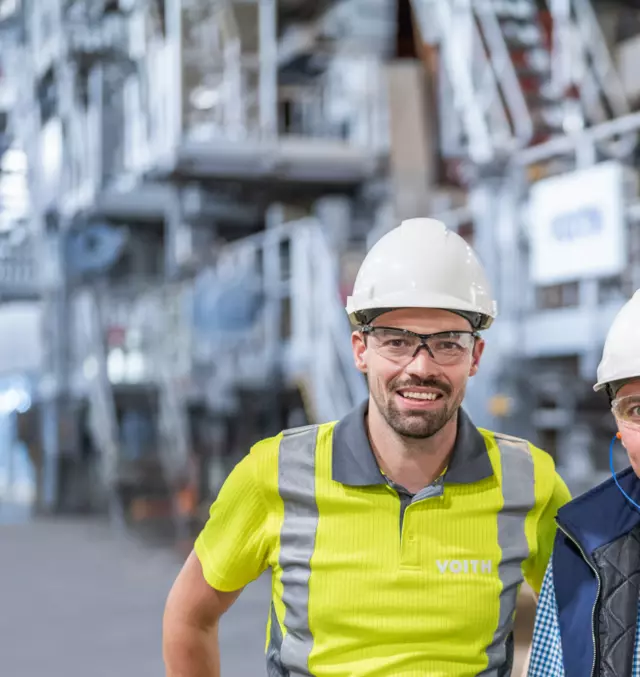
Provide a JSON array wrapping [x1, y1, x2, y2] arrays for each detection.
[[477, 435, 536, 676], [272, 425, 319, 676]]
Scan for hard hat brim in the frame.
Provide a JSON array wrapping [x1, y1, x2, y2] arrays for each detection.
[[346, 289, 497, 329]]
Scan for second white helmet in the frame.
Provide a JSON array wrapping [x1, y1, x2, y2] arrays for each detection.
[[345, 218, 497, 329], [594, 289, 640, 393]]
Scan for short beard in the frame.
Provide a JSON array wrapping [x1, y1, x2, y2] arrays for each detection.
[[373, 378, 464, 440]]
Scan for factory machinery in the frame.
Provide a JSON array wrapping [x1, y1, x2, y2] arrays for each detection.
[[0, 0, 639, 537]]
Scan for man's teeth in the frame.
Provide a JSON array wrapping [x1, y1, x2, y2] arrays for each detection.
[[401, 392, 439, 400]]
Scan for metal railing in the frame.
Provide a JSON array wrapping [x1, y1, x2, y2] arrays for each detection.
[[191, 218, 367, 423], [180, 56, 388, 150], [514, 109, 640, 166], [412, 0, 531, 162], [150, 0, 388, 150], [550, 0, 636, 156], [289, 221, 368, 421], [74, 288, 121, 519], [42, 0, 389, 182], [88, 282, 192, 477], [474, 4, 534, 144], [412, 0, 634, 163], [0, 242, 39, 296], [553, 0, 630, 123], [73, 281, 194, 536], [151, 285, 193, 487]]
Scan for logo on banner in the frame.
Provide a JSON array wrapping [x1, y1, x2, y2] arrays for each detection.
[[529, 161, 626, 284], [551, 206, 603, 242]]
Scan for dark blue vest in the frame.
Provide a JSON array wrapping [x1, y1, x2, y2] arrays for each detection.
[[553, 467, 640, 677]]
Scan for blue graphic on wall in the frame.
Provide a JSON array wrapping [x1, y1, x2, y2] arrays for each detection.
[[551, 206, 603, 242], [192, 267, 263, 336], [65, 223, 129, 277]]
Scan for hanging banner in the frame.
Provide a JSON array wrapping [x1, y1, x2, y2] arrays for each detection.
[[529, 161, 628, 285]]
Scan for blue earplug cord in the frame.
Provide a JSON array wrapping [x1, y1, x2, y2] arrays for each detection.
[[610, 434, 640, 511]]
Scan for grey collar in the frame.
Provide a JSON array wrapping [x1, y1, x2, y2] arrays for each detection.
[[332, 400, 494, 486]]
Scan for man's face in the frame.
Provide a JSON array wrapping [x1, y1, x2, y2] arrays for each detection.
[[351, 308, 485, 440], [614, 380, 640, 477]]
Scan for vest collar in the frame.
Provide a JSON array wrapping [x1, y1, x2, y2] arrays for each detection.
[[557, 467, 640, 558]]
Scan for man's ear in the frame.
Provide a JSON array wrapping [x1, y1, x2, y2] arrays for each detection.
[[352, 331, 367, 373], [469, 337, 485, 377]]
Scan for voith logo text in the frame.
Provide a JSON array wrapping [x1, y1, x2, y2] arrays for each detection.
[[436, 559, 493, 574]]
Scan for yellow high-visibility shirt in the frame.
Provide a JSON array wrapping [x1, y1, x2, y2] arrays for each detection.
[[195, 402, 570, 676]]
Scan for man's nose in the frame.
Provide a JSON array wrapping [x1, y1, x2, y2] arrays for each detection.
[[404, 344, 440, 376]]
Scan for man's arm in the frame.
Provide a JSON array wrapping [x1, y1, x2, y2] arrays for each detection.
[[163, 551, 242, 677], [526, 562, 565, 677], [162, 442, 273, 676]]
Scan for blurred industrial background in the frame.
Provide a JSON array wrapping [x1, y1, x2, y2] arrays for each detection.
[[2, 0, 640, 674]]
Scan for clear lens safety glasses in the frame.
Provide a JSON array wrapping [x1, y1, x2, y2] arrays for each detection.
[[612, 394, 640, 431]]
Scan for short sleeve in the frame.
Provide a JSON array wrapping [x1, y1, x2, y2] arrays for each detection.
[[194, 452, 271, 592], [524, 471, 571, 593]]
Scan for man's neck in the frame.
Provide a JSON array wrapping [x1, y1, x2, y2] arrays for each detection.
[[366, 400, 458, 494]]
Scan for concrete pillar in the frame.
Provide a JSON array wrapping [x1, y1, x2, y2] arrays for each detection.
[[580, 278, 601, 381], [39, 227, 69, 513], [39, 398, 60, 512], [164, 186, 185, 280], [259, 0, 277, 139], [385, 60, 437, 223], [165, 0, 183, 147]]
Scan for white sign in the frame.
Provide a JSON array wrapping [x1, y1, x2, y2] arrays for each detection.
[[529, 161, 627, 284]]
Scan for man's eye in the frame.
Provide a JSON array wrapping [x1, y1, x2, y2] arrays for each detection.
[[384, 339, 409, 348]]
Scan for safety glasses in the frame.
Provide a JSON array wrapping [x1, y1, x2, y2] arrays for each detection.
[[361, 326, 479, 367], [612, 394, 640, 431]]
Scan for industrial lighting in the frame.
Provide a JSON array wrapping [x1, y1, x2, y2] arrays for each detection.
[[190, 86, 221, 111], [0, 0, 18, 22], [107, 348, 126, 383], [0, 387, 30, 414], [562, 102, 585, 135], [40, 118, 63, 186], [15, 391, 30, 414], [0, 148, 27, 174], [83, 356, 98, 380], [125, 350, 145, 382]]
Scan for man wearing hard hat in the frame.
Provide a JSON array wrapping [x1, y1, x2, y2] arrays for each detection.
[[164, 218, 570, 677], [528, 289, 640, 677]]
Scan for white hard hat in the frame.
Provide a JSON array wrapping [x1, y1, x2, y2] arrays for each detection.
[[594, 289, 640, 392], [345, 218, 497, 329]]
